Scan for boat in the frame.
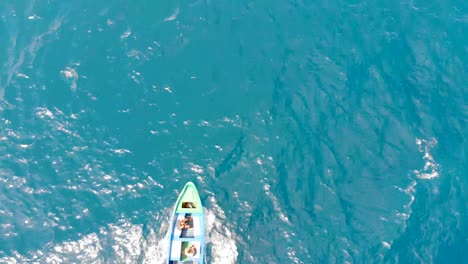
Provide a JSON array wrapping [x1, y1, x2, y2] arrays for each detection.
[[167, 181, 205, 264]]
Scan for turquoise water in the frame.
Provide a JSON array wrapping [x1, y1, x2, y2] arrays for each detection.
[[0, 0, 466, 263]]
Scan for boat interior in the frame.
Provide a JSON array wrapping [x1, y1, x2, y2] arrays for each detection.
[[169, 213, 202, 263]]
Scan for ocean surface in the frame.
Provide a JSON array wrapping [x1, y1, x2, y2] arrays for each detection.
[[0, 0, 466, 263]]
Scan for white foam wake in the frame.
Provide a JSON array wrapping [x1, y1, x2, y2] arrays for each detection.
[[0, 199, 237, 264], [414, 138, 440, 180], [0, 217, 171, 264], [204, 196, 238, 264]]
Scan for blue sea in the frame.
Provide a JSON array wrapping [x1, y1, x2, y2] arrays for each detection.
[[0, 0, 466, 263]]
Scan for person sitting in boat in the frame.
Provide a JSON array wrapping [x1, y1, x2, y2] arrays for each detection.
[[178, 216, 193, 229], [182, 202, 195, 208], [184, 244, 197, 257]]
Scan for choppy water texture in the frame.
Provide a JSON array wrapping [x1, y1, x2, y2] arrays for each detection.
[[0, 0, 467, 263]]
